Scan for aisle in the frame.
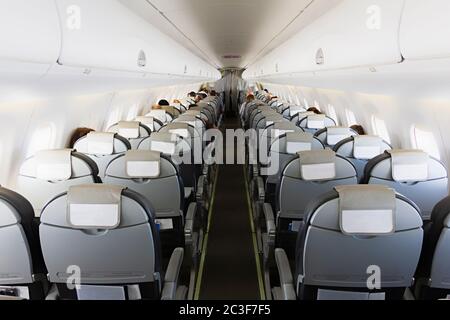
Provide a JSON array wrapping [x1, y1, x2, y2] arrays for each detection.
[[198, 117, 262, 300]]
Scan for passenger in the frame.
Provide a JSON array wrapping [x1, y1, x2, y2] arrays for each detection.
[[188, 91, 197, 99], [307, 107, 323, 115], [210, 90, 217, 96], [350, 124, 366, 135], [239, 94, 256, 122], [68, 127, 95, 149], [158, 99, 170, 107]]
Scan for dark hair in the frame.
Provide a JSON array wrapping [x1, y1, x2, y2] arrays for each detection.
[[69, 128, 95, 149], [158, 99, 170, 106], [307, 107, 322, 115], [189, 92, 197, 98], [210, 90, 217, 96], [198, 93, 207, 99], [263, 89, 269, 93], [350, 125, 366, 135]]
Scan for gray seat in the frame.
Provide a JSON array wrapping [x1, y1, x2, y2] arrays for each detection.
[[0, 187, 48, 300], [314, 127, 358, 149], [107, 121, 152, 149], [134, 116, 165, 132], [73, 132, 131, 178], [17, 149, 100, 217], [137, 132, 198, 200], [297, 114, 337, 134], [103, 151, 200, 270], [145, 110, 174, 125], [272, 185, 423, 300], [415, 196, 450, 299], [39, 184, 186, 300], [261, 150, 358, 260], [362, 150, 448, 220], [334, 135, 392, 181], [281, 105, 306, 119]]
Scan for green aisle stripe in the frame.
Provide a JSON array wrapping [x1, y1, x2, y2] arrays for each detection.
[[194, 166, 220, 300], [243, 166, 266, 300]]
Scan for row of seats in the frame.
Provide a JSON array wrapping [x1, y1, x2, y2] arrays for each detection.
[[0, 93, 223, 300], [245, 93, 450, 300]]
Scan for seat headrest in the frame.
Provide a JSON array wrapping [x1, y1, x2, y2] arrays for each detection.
[[149, 133, 178, 155], [67, 184, 125, 230], [176, 115, 202, 128], [264, 114, 284, 126], [185, 110, 201, 117], [272, 122, 298, 138], [35, 149, 73, 181], [353, 135, 383, 160], [286, 132, 313, 154], [118, 121, 140, 139], [166, 123, 190, 138], [298, 149, 336, 181], [290, 106, 307, 117], [335, 185, 396, 236], [307, 114, 326, 129], [86, 132, 115, 155], [135, 116, 154, 130], [147, 110, 167, 123], [327, 127, 354, 146], [125, 150, 161, 178], [388, 149, 429, 182]]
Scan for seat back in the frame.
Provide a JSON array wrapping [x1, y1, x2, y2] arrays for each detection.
[[74, 132, 131, 178], [107, 121, 152, 149], [281, 105, 307, 119], [145, 110, 173, 124], [416, 197, 450, 297], [362, 150, 448, 220], [277, 150, 358, 222], [40, 184, 163, 300], [138, 132, 197, 192], [295, 185, 423, 300], [0, 187, 47, 299], [264, 132, 324, 185], [334, 136, 392, 181], [135, 116, 164, 132], [17, 149, 100, 217], [103, 151, 184, 254], [314, 127, 358, 149], [297, 114, 337, 134]]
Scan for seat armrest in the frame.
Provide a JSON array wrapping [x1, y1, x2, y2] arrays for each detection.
[[274, 249, 296, 301], [263, 203, 276, 240], [184, 202, 197, 238], [196, 175, 206, 202], [255, 176, 266, 202], [161, 248, 184, 300]]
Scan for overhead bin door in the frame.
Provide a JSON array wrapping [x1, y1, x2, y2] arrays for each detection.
[[400, 0, 450, 60], [0, 0, 61, 65]]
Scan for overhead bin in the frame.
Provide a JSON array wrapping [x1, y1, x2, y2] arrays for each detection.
[[400, 0, 450, 61], [0, 0, 61, 66], [55, 0, 217, 79], [244, 0, 405, 79]]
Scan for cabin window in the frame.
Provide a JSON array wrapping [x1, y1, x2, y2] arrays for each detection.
[[411, 126, 441, 160], [371, 116, 391, 144], [127, 104, 139, 121], [303, 98, 309, 108], [345, 109, 357, 126], [327, 104, 339, 125], [105, 108, 120, 130], [27, 123, 56, 157]]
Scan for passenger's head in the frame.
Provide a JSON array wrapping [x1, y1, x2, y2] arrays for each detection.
[[198, 92, 208, 99], [246, 94, 255, 102], [350, 125, 366, 135], [263, 89, 269, 93], [210, 90, 217, 96], [307, 107, 323, 115], [188, 91, 197, 98], [69, 128, 95, 149], [173, 99, 181, 104], [158, 99, 170, 106]]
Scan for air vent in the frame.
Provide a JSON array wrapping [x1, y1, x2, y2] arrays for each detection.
[[223, 55, 242, 59], [138, 50, 146, 68], [316, 48, 324, 65], [184, 65, 188, 74]]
